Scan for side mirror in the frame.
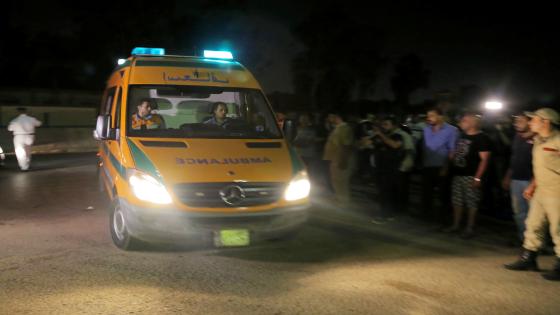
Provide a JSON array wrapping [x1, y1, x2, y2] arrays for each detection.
[[94, 115, 116, 140], [283, 119, 298, 143]]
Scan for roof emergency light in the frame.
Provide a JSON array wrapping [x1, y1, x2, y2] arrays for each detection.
[[203, 50, 234, 60], [484, 100, 503, 111], [131, 47, 165, 56]]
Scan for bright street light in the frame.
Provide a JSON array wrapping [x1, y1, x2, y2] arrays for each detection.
[[484, 100, 503, 111]]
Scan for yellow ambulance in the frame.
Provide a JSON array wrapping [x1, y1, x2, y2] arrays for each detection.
[[94, 48, 311, 250]]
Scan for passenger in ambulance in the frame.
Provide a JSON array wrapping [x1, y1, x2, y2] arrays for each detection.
[[131, 98, 165, 130], [203, 102, 231, 127]]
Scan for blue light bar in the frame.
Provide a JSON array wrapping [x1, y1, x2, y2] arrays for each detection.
[[131, 47, 165, 56], [203, 50, 234, 59]]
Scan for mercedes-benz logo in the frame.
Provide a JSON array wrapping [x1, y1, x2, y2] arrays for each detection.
[[219, 185, 245, 206]]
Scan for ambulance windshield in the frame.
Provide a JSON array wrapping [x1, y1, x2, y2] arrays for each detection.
[[126, 85, 282, 139]]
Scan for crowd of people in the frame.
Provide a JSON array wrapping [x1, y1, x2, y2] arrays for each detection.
[[289, 105, 560, 281]]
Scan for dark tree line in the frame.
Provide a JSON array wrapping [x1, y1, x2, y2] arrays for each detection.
[[0, 0, 432, 114], [290, 3, 430, 114], [0, 1, 245, 91]]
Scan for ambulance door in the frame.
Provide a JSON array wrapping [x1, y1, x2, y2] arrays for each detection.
[[98, 86, 121, 198]]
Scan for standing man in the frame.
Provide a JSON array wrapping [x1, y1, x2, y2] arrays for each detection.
[[355, 113, 375, 184], [323, 111, 354, 206], [505, 107, 560, 281], [501, 113, 534, 244], [7, 107, 42, 171], [395, 121, 416, 215], [443, 113, 492, 238], [367, 116, 405, 222], [421, 107, 459, 224]]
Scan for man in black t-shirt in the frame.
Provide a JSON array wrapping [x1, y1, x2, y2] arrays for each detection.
[[443, 113, 492, 238], [364, 116, 405, 222]]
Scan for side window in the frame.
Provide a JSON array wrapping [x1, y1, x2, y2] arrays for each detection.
[[100, 87, 117, 115], [113, 87, 122, 129]]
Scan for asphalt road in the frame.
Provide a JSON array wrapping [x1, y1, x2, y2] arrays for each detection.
[[1, 153, 559, 315]]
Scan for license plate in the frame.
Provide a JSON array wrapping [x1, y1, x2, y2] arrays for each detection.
[[214, 229, 250, 247]]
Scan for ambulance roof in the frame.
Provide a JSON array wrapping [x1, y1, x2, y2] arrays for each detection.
[[114, 55, 246, 72], [111, 54, 260, 89]]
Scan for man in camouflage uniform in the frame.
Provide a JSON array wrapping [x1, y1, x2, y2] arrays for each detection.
[[505, 107, 560, 281], [323, 111, 354, 205]]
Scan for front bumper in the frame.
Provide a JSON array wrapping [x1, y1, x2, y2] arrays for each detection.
[[118, 198, 310, 243]]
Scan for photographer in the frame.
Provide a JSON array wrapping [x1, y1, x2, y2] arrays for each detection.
[[362, 116, 406, 223], [355, 114, 376, 183]]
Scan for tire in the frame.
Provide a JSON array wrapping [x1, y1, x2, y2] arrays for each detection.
[[109, 200, 141, 250]]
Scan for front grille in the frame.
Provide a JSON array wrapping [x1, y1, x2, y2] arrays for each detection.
[[173, 182, 284, 207]]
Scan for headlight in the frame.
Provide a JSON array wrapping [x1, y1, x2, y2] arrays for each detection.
[[284, 171, 311, 201], [128, 169, 172, 204]]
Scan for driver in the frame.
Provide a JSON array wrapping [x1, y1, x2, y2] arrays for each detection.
[[131, 98, 165, 130], [204, 102, 231, 127]]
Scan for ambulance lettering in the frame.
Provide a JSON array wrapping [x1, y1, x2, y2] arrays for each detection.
[[175, 157, 272, 165]]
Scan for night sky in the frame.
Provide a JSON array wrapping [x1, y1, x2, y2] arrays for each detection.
[[1, 1, 558, 106]]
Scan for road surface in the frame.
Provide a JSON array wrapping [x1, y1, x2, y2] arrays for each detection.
[[1, 153, 558, 314]]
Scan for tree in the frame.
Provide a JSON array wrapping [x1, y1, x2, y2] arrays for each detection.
[[390, 54, 430, 113], [457, 84, 486, 112], [291, 4, 385, 112], [0, 1, 214, 90]]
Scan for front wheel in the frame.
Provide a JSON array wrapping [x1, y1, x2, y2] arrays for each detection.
[[110, 200, 141, 250]]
